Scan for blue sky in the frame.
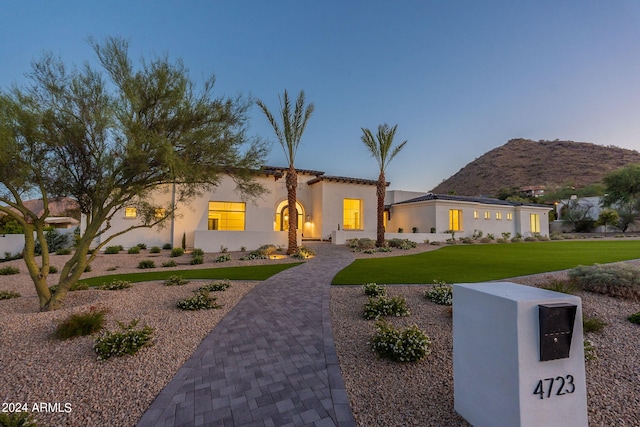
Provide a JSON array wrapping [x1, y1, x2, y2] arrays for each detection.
[[1, 1, 639, 192]]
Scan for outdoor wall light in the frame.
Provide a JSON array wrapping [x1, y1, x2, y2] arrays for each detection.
[[306, 214, 312, 222]]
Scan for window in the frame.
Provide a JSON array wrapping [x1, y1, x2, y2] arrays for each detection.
[[484, 211, 490, 220], [343, 199, 363, 230], [496, 212, 502, 220], [507, 212, 513, 221], [530, 214, 540, 233], [473, 210, 479, 219], [449, 209, 463, 231], [154, 208, 166, 219], [125, 207, 137, 218], [208, 202, 245, 231], [275, 201, 304, 231]]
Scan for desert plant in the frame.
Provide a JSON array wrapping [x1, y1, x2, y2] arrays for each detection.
[[291, 246, 315, 259], [387, 238, 417, 250], [0, 411, 40, 427], [584, 339, 597, 361], [164, 275, 189, 286], [170, 247, 185, 257], [583, 316, 607, 333], [472, 229, 483, 240], [127, 246, 141, 254], [345, 238, 359, 249], [176, 290, 221, 311], [370, 320, 431, 362], [486, 233, 495, 240], [363, 295, 410, 320], [34, 228, 70, 255], [461, 237, 473, 244], [149, 246, 161, 253], [239, 252, 267, 261], [398, 228, 404, 233], [162, 243, 172, 250], [0, 266, 20, 275], [377, 246, 393, 252], [215, 254, 231, 263], [48, 281, 89, 293], [191, 248, 204, 257], [425, 281, 453, 305], [190, 255, 204, 265], [412, 227, 418, 233], [105, 245, 122, 254], [54, 307, 106, 339], [0, 290, 21, 300], [138, 259, 156, 269], [362, 249, 376, 254], [542, 280, 577, 294], [198, 280, 231, 292], [255, 244, 277, 256], [47, 265, 58, 274], [55, 248, 72, 255], [568, 263, 640, 300], [220, 245, 228, 253], [240, 246, 247, 252], [161, 260, 178, 267], [363, 282, 387, 297], [93, 319, 154, 360], [356, 238, 376, 251], [501, 232, 511, 240], [628, 311, 640, 325], [511, 236, 522, 243], [97, 280, 132, 291], [136, 243, 147, 250]]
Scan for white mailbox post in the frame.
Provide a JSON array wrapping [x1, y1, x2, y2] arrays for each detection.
[[453, 282, 588, 427]]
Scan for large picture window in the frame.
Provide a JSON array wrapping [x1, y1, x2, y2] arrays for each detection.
[[530, 214, 540, 233], [124, 207, 137, 219], [208, 202, 245, 231], [343, 199, 363, 230], [449, 209, 463, 231]]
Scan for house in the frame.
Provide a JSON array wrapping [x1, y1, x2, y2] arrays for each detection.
[[385, 192, 551, 240]]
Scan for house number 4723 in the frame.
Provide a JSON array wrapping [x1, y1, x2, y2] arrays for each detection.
[[533, 375, 575, 400]]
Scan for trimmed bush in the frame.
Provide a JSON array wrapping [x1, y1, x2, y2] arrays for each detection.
[[191, 248, 205, 257], [55, 248, 72, 255], [583, 316, 607, 333], [215, 254, 231, 263], [93, 319, 154, 361], [363, 295, 410, 320], [176, 290, 221, 311], [49, 265, 58, 274], [255, 244, 277, 256], [0, 290, 21, 300], [568, 263, 640, 300], [0, 412, 40, 427], [0, 266, 19, 275], [162, 243, 172, 250], [161, 260, 177, 267], [54, 307, 106, 339], [362, 282, 386, 297], [387, 238, 417, 250], [425, 281, 453, 305], [170, 247, 184, 257], [97, 280, 132, 291], [149, 246, 162, 253], [198, 279, 231, 292], [356, 238, 376, 251], [190, 255, 204, 265], [105, 245, 122, 254], [128, 246, 141, 254], [628, 312, 640, 325], [164, 275, 189, 286], [138, 260, 156, 269], [370, 320, 431, 362], [136, 243, 147, 250]]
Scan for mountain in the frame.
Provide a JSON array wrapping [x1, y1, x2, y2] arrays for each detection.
[[430, 139, 640, 197]]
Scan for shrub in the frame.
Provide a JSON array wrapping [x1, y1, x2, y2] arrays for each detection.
[[479, 237, 492, 243], [0, 266, 19, 275], [48, 281, 89, 293], [387, 238, 417, 250], [362, 249, 376, 254], [568, 264, 640, 300], [150, 246, 162, 253], [215, 254, 231, 263], [363, 283, 386, 297], [176, 290, 221, 311], [190, 255, 204, 265], [255, 244, 277, 256], [583, 316, 607, 333], [55, 248, 72, 255], [240, 246, 247, 252], [220, 245, 228, 253], [542, 280, 577, 294], [105, 245, 122, 254], [496, 238, 508, 244], [472, 230, 483, 240], [164, 275, 189, 286], [2, 251, 22, 261], [461, 237, 473, 244], [346, 238, 359, 249], [0, 290, 21, 300], [128, 246, 141, 254], [356, 238, 376, 251], [34, 228, 69, 255], [136, 243, 147, 250], [54, 307, 106, 339], [628, 312, 640, 325], [138, 260, 156, 269], [93, 319, 154, 361], [370, 320, 432, 362], [198, 279, 231, 292], [239, 252, 267, 260], [430, 241, 441, 246], [84, 264, 92, 272], [97, 280, 132, 291], [162, 243, 172, 250], [291, 246, 315, 259], [511, 237, 522, 243], [161, 260, 178, 267], [524, 236, 536, 242], [486, 234, 495, 240], [501, 232, 511, 240], [49, 266, 58, 273], [191, 248, 204, 257], [377, 246, 393, 252], [425, 281, 453, 305], [0, 412, 40, 427], [170, 247, 184, 257], [584, 339, 597, 361], [363, 295, 410, 320]]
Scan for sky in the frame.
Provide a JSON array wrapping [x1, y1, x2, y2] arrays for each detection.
[[1, 1, 640, 192]]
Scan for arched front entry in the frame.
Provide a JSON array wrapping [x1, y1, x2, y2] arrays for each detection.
[[274, 200, 304, 231]]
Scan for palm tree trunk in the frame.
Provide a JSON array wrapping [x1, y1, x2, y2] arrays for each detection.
[[286, 167, 298, 254], [376, 172, 386, 247]]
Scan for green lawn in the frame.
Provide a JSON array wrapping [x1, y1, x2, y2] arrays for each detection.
[[79, 262, 303, 287], [332, 240, 640, 285]]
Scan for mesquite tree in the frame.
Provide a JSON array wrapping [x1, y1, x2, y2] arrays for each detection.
[[0, 37, 267, 311]]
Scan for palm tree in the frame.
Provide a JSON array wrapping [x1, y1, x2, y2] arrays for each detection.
[[257, 90, 314, 254], [361, 124, 407, 247]]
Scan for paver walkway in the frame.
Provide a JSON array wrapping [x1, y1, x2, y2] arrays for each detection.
[[137, 242, 357, 427]]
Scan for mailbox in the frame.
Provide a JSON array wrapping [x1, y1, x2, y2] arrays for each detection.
[[539, 303, 577, 361]]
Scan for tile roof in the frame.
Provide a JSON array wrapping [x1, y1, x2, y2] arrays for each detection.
[[394, 193, 550, 208]]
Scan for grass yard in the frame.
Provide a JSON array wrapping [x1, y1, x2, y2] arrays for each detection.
[[79, 262, 303, 287], [332, 240, 640, 284]]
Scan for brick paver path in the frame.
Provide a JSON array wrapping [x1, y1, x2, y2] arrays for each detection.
[[137, 242, 357, 427]]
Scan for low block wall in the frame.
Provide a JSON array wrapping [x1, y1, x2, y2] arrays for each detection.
[[193, 230, 301, 252]]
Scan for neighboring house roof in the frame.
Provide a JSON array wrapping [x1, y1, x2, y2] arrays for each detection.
[[394, 193, 550, 209], [306, 175, 382, 186], [3, 197, 80, 219], [44, 216, 80, 226]]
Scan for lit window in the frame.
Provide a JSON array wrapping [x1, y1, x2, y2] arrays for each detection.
[[473, 210, 479, 219], [125, 207, 137, 218], [208, 202, 245, 231], [154, 208, 166, 218], [343, 199, 363, 230], [484, 211, 490, 220], [507, 212, 513, 221], [496, 212, 502, 220], [530, 214, 540, 233], [449, 209, 463, 231]]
